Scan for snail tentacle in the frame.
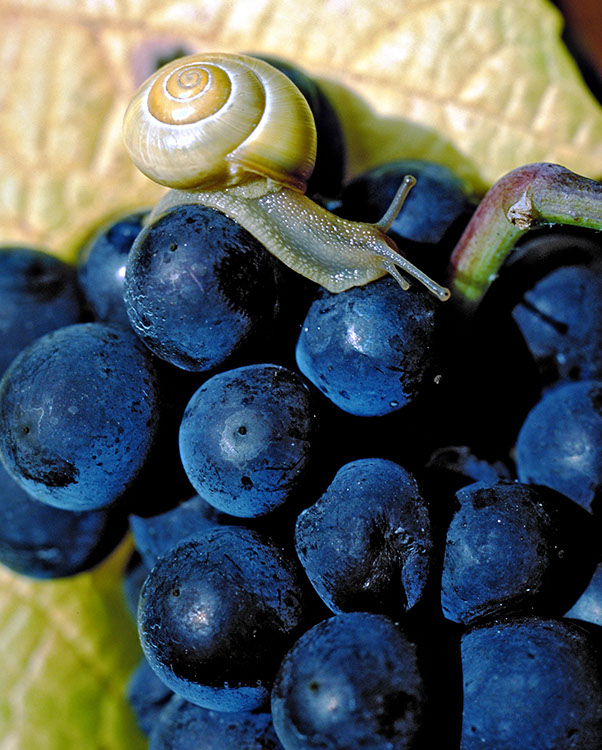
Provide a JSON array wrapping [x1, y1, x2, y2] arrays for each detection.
[[369, 174, 451, 300], [373, 175, 416, 232]]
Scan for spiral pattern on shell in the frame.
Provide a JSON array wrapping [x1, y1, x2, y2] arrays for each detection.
[[123, 53, 317, 191]]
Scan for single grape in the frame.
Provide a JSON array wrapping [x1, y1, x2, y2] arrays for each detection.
[[123, 204, 281, 372], [0, 245, 84, 378], [127, 658, 174, 736], [295, 277, 442, 417], [271, 612, 429, 749], [130, 494, 239, 569], [460, 616, 602, 749], [138, 525, 310, 711], [515, 379, 602, 513], [149, 694, 283, 749], [512, 263, 602, 388], [295, 458, 434, 617], [77, 209, 148, 327], [0, 322, 161, 510], [441, 481, 597, 624], [0, 459, 126, 578], [337, 159, 475, 279], [178, 364, 319, 517]]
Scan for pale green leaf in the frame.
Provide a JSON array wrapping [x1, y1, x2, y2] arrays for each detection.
[[0, 543, 146, 750]]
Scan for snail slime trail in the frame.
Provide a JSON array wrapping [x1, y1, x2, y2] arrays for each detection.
[[123, 52, 450, 300]]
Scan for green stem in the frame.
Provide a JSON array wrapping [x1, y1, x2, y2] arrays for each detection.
[[448, 163, 602, 309]]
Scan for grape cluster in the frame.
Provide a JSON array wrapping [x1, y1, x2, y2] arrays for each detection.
[[1, 60, 602, 750]]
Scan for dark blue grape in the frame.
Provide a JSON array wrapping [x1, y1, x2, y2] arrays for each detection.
[[491, 226, 602, 300], [123, 204, 281, 372], [565, 563, 602, 626], [460, 616, 602, 749], [512, 263, 602, 388], [77, 209, 148, 327], [515, 380, 602, 513], [0, 459, 126, 578], [295, 277, 442, 416], [138, 525, 310, 711], [130, 494, 238, 569], [0, 322, 161, 510], [295, 458, 434, 616], [441, 481, 597, 624], [179, 364, 318, 517], [0, 246, 84, 378], [149, 695, 283, 749], [128, 658, 174, 736], [271, 612, 428, 750]]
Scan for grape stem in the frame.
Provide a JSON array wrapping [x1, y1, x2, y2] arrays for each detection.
[[448, 163, 602, 309]]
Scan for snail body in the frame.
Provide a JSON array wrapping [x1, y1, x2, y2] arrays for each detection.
[[123, 53, 450, 300]]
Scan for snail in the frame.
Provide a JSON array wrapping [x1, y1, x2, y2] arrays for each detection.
[[123, 52, 450, 300]]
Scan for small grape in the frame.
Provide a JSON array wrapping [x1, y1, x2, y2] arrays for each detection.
[[271, 612, 429, 749], [295, 458, 434, 617], [0, 246, 84, 378], [138, 525, 311, 711], [0, 322, 161, 510], [296, 277, 442, 417], [515, 380, 602, 513], [178, 364, 319, 517], [461, 616, 602, 749], [77, 209, 148, 327], [123, 204, 281, 372]]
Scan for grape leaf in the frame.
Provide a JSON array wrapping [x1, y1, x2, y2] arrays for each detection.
[[0, 0, 601, 261], [0, 542, 146, 750]]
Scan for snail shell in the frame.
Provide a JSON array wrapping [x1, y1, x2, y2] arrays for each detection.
[[123, 53, 450, 301], [123, 52, 316, 191]]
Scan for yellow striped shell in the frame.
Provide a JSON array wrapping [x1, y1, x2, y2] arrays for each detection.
[[123, 52, 317, 191]]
